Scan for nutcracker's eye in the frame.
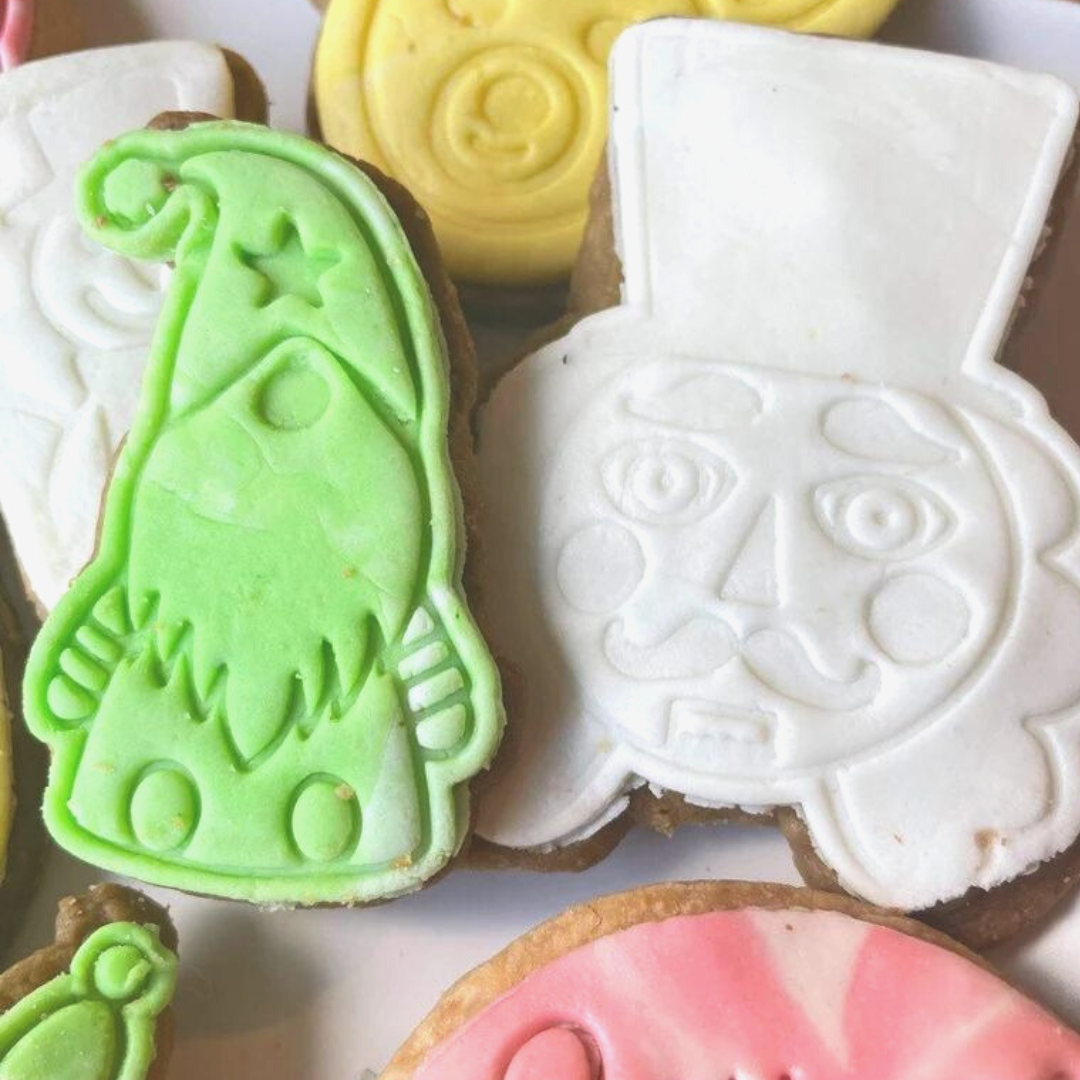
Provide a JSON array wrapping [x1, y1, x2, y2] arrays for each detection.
[[814, 476, 953, 560], [603, 440, 732, 526], [504, 1026, 602, 1080]]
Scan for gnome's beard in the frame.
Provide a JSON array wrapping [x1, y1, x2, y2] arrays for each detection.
[[604, 616, 880, 712]]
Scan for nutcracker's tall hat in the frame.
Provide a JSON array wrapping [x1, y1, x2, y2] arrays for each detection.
[[606, 20, 1076, 405]]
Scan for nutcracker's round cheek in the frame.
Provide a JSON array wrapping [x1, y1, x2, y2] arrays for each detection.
[[556, 522, 645, 615], [868, 572, 970, 664]]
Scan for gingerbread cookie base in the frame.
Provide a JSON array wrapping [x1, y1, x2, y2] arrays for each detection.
[[0, 579, 46, 960], [20, 0, 82, 67], [219, 47, 269, 128], [455, 281, 570, 331]]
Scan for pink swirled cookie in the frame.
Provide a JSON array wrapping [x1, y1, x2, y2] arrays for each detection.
[[0, 0, 32, 70], [383, 882, 1080, 1080]]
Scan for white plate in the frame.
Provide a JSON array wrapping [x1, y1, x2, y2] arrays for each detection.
[[11, 0, 1080, 1077]]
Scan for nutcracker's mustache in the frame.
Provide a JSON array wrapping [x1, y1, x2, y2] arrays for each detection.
[[604, 617, 880, 711]]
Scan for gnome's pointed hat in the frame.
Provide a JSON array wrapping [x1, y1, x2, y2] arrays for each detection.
[[607, 21, 1077, 394]]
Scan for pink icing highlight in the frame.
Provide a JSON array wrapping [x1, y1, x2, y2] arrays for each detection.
[[0, 0, 33, 71], [414, 908, 1080, 1080]]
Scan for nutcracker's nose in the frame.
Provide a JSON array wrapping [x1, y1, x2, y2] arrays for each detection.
[[717, 501, 780, 608]]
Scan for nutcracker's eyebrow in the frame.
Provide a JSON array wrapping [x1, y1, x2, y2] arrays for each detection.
[[626, 372, 762, 432], [820, 397, 956, 465]]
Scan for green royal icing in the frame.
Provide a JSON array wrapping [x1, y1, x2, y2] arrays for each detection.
[[0, 922, 176, 1080], [23, 122, 504, 905]]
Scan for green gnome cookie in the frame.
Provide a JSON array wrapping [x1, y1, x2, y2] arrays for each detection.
[[0, 922, 176, 1080], [23, 121, 504, 905]]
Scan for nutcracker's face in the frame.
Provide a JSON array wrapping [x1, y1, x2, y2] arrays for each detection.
[[541, 355, 1036, 775]]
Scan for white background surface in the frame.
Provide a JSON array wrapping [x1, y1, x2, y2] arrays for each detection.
[[9, 0, 1080, 1077]]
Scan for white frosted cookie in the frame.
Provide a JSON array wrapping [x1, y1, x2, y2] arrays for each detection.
[[0, 42, 237, 610], [475, 20, 1080, 914]]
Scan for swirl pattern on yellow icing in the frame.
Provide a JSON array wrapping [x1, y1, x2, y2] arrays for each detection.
[[313, 0, 902, 286]]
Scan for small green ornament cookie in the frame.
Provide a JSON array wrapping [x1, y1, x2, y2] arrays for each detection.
[[23, 120, 504, 905], [0, 921, 176, 1080]]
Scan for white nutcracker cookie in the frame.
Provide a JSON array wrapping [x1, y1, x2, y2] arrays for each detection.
[[0, 42, 261, 611], [475, 20, 1080, 922]]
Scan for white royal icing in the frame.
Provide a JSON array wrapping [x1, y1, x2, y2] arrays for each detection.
[[0, 42, 236, 610], [475, 20, 1080, 910]]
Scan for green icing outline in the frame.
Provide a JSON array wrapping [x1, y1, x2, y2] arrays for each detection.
[[0, 922, 176, 1080], [23, 122, 504, 904]]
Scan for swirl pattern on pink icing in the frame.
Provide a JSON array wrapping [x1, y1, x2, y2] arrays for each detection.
[[414, 908, 1080, 1080], [0, 0, 33, 71]]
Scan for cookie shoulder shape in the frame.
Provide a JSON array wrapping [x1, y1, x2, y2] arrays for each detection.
[[313, 0, 902, 287], [23, 120, 503, 905], [0, 921, 176, 1080], [474, 19, 1080, 911]]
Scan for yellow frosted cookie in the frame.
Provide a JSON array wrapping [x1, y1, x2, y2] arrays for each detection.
[[313, 0, 903, 286]]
